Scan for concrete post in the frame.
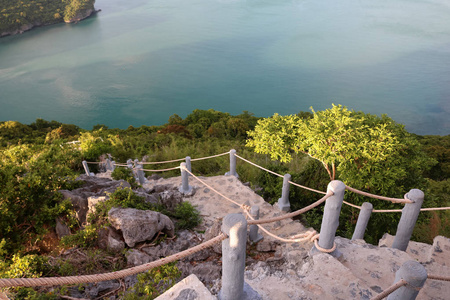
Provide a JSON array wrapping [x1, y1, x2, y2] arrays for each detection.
[[225, 149, 238, 178], [219, 214, 247, 300], [392, 189, 424, 251], [179, 162, 193, 195], [185, 156, 192, 175], [106, 159, 112, 171], [277, 174, 291, 212], [126, 159, 133, 169], [137, 164, 145, 185], [249, 206, 264, 243], [387, 260, 427, 300], [351, 202, 373, 241], [310, 180, 346, 258], [82, 161, 92, 176], [111, 160, 115, 171]]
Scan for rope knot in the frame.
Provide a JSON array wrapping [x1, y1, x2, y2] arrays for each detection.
[[311, 233, 337, 253]]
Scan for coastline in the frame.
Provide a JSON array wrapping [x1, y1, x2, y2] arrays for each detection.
[[0, 8, 101, 38]]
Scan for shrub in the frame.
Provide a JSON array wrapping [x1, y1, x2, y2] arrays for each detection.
[[112, 167, 140, 189], [173, 202, 202, 230], [122, 262, 181, 299]]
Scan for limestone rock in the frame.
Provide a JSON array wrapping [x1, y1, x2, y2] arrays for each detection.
[[126, 249, 153, 266], [87, 195, 107, 220], [55, 217, 71, 239], [204, 219, 222, 254], [108, 229, 125, 253], [158, 190, 183, 211], [155, 274, 216, 300], [59, 190, 89, 224], [108, 208, 174, 247]]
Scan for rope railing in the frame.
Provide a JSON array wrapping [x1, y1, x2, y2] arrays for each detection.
[[370, 279, 408, 300], [183, 166, 336, 252], [138, 151, 230, 165], [190, 151, 230, 161], [140, 166, 181, 172], [345, 185, 413, 204], [234, 153, 327, 195], [343, 200, 450, 213], [428, 274, 450, 282], [0, 233, 227, 288]]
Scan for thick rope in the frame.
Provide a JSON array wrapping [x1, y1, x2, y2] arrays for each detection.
[[139, 151, 230, 165], [248, 192, 333, 225], [140, 158, 186, 165], [114, 163, 130, 167], [234, 154, 284, 179], [370, 279, 408, 300], [85, 161, 101, 164], [0, 234, 226, 288], [288, 180, 327, 195], [234, 154, 327, 195], [428, 274, 450, 282], [345, 186, 412, 204], [140, 166, 181, 172], [343, 201, 450, 213], [190, 151, 230, 161]]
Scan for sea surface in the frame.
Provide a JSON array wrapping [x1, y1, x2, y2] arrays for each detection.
[[0, 0, 449, 135]]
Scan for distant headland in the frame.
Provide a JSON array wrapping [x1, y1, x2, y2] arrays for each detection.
[[0, 0, 98, 38]]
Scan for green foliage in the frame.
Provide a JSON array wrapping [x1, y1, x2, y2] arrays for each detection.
[[0, 0, 96, 34], [79, 130, 112, 162], [172, 201, 202, 230], [0, 254, 49, 278], [112, 167, 140, 189], [246, 105, 438, 243], [9, 288, 58, 300], [86, 187, 151, 226], [0, 143, 82, 255], [60, 224, 99, 248], [122, 262, 181, 299]]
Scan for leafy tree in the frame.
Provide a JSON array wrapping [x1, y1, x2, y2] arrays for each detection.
[[246, 104, 435, 195]]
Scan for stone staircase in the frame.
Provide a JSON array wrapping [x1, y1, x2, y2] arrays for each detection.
[[141, 175, 450, 300]]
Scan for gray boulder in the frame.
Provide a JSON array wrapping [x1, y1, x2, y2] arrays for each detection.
[[108, 208, 175, 247], [126, 249, 153, 266], [158, 190, 183, 211], [59, 190, 89, 224], [55, 217, 71, 239]]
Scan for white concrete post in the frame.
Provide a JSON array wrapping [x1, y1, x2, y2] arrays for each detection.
[[277, 174, 291, 212], [225, 149, 238, 178], [126, 159, 133, 169], [111, 160, 115, 171], [82, 161, 92, 176], [185, 156, 192, 175], [387, 260, 427, 300], [179, 162, 193, 195], [249, 206, 264, 243], [351, 202, 373, 240], [137, 164, 145, 185], [392, 189, 424, 251], [106, 159, 113, 171], [219, 214, 247, 300], [310, 180, 346, 258]]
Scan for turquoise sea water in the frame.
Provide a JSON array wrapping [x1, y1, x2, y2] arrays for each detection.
[[0, 0, 449, 135]]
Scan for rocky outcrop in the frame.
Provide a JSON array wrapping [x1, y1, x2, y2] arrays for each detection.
[[64, 9, 95, 24], [108, 207, 175, 247]]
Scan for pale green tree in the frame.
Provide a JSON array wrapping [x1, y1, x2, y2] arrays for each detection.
[[246, 104, 434, 196]]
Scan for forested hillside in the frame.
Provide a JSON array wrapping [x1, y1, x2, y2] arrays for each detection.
[[0, 0, 95, 36]]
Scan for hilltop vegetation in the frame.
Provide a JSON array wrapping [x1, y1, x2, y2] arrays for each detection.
[[0, 108, 449, 298], [0, 0, 95, 36]]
